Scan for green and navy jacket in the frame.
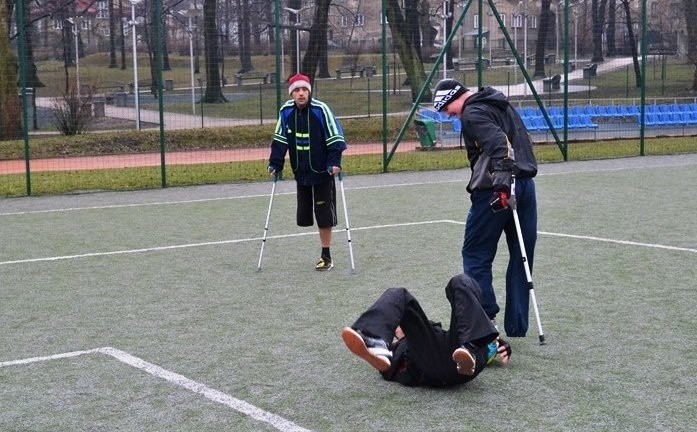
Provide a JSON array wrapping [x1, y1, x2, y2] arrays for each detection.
[[269, 98, 346, 186]]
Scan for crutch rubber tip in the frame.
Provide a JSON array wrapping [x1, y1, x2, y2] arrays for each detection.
[[539, 335, 546, 345]]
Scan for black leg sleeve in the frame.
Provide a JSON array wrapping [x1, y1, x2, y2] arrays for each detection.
[[445, 273, 500, 347], [351, 287, 414, 343]]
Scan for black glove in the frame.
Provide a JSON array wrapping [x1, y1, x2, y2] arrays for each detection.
[[489, 190, 510, 212]]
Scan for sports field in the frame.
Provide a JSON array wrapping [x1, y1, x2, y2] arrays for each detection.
[[1, 154, 695, 431]]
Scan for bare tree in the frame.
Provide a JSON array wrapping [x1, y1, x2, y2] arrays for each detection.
[[386, 0, 431, 102], [684, 0, 697, 90], [203, 0, 226, 101], [0, 0, 21, 139], [620, 0, 640, 86], [606, 0, 616, 56], [591, 0, 606, 62], [301, 0, 331, 78], [533, 0, 552, 78]]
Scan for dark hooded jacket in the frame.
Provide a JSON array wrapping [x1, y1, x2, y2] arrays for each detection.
[[460, 86, 537, 193], [269, 98, 346, 186]]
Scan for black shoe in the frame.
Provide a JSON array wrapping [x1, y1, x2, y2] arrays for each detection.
[[452, 344, 479, 376], [341, 327, 392, 372]]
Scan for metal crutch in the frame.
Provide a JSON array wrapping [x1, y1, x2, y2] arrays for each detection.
[[256, 173, 278, 272], [510, 176, 546, 345], [337, 172, 356, 274]]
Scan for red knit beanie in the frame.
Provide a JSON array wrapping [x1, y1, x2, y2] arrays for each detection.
[[288, 73, 312, 94]]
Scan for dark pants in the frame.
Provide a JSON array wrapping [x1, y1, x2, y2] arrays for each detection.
[[296, 178, 337, 228], [351, 274, 498, 387], [462, 177, 537, 337]]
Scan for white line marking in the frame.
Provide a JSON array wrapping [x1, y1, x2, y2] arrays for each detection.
[[2, 156, 695, 217], [1, 219, 692, 266], [0, 348, 100, 367], [538, 231, 697, 253], [0, 347, 311, 432]]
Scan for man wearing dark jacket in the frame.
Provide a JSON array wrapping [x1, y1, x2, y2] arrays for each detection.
[[341, 273, 511, 387], [433, 80, 538, 338], [268, 73, 347, 270]]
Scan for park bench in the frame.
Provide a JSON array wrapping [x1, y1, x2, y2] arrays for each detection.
[[96, 82, 126, 104], [582, 63, 598, 79], [542, 74, 561, 92], [335, 65, 376, 79], [128, 79, 153, 94], [235, 71, 269, 86]]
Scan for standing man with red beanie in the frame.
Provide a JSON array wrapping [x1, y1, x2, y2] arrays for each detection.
[[268, 73, 347, 271], [432, 79, 538, 338]]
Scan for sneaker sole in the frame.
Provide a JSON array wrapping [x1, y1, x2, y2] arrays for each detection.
[[315, 264, 333, 271], [341, 327, 390, 372], [452, 348, 476, 376]]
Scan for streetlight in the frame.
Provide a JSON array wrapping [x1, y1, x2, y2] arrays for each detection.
[[488, 12, 493, 67], [129, 0, 143, 130], [179, 6, 200, 115], [441, 0, 451, 79], [518, 0, 529, 96], [66, 17, 80, 99], [284, 6, 312, 74], [284, 7, 302, 74]]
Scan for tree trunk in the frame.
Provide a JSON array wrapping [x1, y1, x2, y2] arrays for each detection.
[[534, 0, 552, 78], [591, 0, 606, 63], [621, 0, 641, 87], [606, 0, 616, 56], [0, 0, 21, 139], [387, 0, 430, 103], [203, 0, 226, 102], [684, 0, 697, 90], [237, 0, 253, 72], [109, 0, 117, 68], [302, 0, 330, 79]]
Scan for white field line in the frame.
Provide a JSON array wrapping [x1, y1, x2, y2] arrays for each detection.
[[0, 347, 312, 432], [2, 157, 696, 217], [1, 219, 693, 266]]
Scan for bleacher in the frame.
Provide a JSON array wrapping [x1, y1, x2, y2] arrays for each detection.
[[515, 103, 697, 132]]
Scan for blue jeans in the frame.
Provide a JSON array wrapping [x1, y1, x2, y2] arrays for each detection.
[[462, 178, 537, 337]]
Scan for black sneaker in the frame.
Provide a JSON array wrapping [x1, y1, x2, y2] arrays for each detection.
[[452, 344, 479, 376], [315, 256, 334, 271], [341, 327, 392, 372]]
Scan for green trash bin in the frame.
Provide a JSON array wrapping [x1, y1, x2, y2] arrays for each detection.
[[414, 119, 437, 149]]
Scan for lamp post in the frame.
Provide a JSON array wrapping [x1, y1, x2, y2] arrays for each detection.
[[441, 0, 451, 79], [284, 6, 312, 74], [488, 12, 493, 67], [284, 7, 301, 74], [67, 18, 80, 99], [129, 0, 142, 130], [519, 0, 529, 96], [179, 6, 200, 115]]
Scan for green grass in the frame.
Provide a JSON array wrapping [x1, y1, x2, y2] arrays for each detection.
[[2, 132, 696, 197]]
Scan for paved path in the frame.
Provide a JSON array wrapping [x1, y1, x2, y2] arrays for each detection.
[[33, 57, 636, 131]]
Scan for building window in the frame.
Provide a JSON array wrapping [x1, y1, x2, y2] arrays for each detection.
[[513, 14, 522, 29], [500, 14, 506, 28], [474, 15, 479, 29], [82, 19, 90, 30], [530, 15, 537, 29], [53, 19, 63, 30], [97, 1, 108, 19], [354, 14, 364, 27], [341, 16, 347, 28]]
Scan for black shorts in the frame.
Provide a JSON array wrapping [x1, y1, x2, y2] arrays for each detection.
[[297, 179, 337, 228]]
